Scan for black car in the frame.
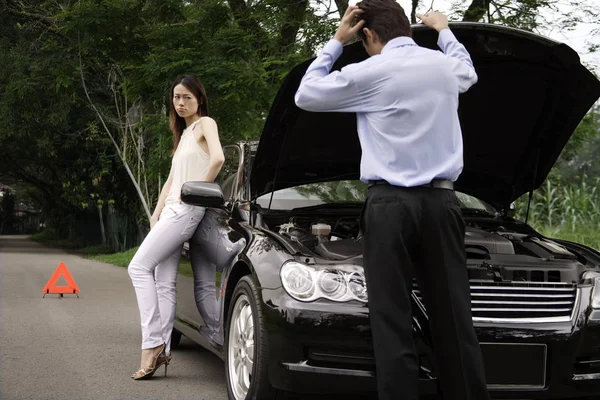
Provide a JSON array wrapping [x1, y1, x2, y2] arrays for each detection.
[[171, 22, 600, 400]]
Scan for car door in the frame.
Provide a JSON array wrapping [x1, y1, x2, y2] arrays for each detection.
[[182, 145, 247, 342]]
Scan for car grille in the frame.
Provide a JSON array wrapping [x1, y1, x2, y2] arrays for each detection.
[[412, 280, 578, 323]]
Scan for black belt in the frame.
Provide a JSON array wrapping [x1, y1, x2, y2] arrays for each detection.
[[368, 179, 454, 190]]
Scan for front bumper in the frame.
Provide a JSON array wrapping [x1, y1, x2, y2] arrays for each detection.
[[261, 287, 440, 396], [261, 287, 600, 399]]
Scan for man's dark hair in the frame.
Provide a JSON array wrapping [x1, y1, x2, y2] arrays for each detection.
[[356, 0, 412, 43]]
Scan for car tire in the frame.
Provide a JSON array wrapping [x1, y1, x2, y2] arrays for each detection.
[[170, 328, 182, 349], [224, 275, 283, 400]]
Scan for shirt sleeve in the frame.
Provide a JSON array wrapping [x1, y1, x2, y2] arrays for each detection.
[[437, 29, 478, 93], [294, 39, 366, 112]]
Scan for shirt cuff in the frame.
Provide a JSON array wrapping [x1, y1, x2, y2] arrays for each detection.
[[322, 38, 344, 60], [437, 28, 458, 49]]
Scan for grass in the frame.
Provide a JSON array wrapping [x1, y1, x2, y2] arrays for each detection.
[[515, 176, 600, 251], [71, 245, 113, 255], [87, 246, 138, 268], [30, 228, 82, 249], [537, 226, 600, 251], [86, 246, 194, 277], [31, 229, 194, 277]]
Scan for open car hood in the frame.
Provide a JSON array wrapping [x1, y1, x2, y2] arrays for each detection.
[[250, 22, 600, 208]]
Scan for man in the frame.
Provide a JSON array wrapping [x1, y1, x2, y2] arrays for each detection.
[[294, 1, 491, 399]]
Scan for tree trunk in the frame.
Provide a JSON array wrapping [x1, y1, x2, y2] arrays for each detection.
[[278, 0, 309, 54], [335, 0, 349, 18], [463, 0, 490, 21], [411, 0, 418, 23], [77, 43, 152, 221], [98, 205, 106, 246]]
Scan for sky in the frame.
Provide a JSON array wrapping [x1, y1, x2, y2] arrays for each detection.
[[347, 0, 600, 73]]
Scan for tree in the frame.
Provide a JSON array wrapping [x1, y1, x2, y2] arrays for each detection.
[[0, 189, 16, 234], [1, 0, 598, 249], [552, 105, 600, 184]]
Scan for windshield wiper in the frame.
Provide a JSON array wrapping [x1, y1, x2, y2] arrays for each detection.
[[461, 208, 498, 218], [291, 202, 364, 213]]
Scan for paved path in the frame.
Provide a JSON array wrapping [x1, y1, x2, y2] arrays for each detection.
[[0, 235, 382, 400], [0, 235, 227, 400]]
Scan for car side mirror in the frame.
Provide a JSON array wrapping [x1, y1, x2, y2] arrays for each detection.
[[181, 181, 225, 208]]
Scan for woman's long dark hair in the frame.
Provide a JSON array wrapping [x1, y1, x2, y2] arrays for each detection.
[[169, 74, 209, 155]]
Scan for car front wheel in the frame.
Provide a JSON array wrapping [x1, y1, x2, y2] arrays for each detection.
[[225, 275, 282, 400]]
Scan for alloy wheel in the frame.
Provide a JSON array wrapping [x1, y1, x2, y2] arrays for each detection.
[[228, 294, 255, 400]]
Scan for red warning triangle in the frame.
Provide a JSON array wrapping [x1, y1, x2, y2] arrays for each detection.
[[42, 262, 80, 295]]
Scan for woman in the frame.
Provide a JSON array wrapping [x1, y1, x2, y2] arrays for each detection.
[[128, 74, 224, 380]]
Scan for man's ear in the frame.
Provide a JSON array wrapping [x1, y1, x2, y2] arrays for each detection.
[[362, 27, 372, 42], [363, 27, 379, 44]]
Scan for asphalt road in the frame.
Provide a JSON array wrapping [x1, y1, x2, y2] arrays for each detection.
[[5, 235, 557, 400], [0, 235, 381, 400], [0, 235, 227, 400]]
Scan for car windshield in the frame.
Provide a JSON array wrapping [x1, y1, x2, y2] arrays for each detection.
[[255, 180, 498, 215]]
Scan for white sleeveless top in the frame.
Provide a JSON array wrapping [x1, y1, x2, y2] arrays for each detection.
[[165, 117, 211, 205]]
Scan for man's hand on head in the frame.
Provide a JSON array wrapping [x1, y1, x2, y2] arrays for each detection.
[[334, 5, 365, 45], [416, 11, 449, 32]]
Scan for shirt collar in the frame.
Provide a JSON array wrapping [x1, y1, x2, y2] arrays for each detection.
[[381, 36, 417, 54]]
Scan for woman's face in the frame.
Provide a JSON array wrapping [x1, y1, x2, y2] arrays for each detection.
[[173, 83, 200, 119]]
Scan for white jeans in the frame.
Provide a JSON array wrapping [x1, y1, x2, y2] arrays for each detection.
[[128, 202, 205, 354], [190, 249, 221, 344]]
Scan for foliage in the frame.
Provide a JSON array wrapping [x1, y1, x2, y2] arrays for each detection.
[[0, 0, 339, 251], [1, 0, 599, 254], [31, 227, 61, 243], [31, 227, 83, 249], [552, 105, 600, 184], [513, 105, 600, 251], [294, 180, 367, 203], [0, 189, 16, 234], [515, 175, 600, 250]]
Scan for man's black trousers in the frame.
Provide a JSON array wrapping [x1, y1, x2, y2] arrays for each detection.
[[361, 184, 491, 400]]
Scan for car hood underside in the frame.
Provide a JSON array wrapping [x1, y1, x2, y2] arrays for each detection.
[[250, 22, 600, 209]]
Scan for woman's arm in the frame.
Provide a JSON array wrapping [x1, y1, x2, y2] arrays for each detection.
[[198, 117, 225, 182], [150, 168, 173, 229]]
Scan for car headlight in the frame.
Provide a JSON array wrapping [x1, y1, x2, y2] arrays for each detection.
[[280, 261, 315, 300], [280, 261, 368, 303], [592, 280, 600, 309], [582, 271, 600, 309], [347, 271, 368, 302]]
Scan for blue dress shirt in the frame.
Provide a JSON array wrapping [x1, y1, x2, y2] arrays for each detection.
[[294, 29, 478, 187]]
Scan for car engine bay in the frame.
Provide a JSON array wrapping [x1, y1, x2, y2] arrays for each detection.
[[259, 209, 599, 284], [273, 214, 363, 261]]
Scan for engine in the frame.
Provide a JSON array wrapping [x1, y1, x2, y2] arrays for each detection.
[[276, 216, 363, 260], [462, 220, 588, 283], [270, 214, 594, 283]]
